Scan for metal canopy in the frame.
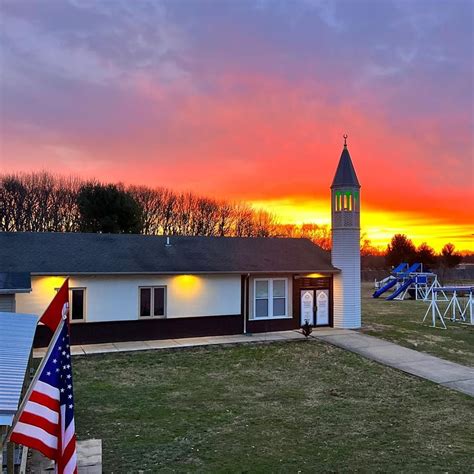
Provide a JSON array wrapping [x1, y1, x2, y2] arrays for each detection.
[[0, 312, 38, 426]]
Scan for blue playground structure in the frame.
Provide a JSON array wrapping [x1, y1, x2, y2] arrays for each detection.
[[373, 263, 445, 301]]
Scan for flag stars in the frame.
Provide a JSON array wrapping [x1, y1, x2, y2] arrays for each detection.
[[68, 404, 73, 409], [53, 359, 57, 364], [46, 371, 51, 376]]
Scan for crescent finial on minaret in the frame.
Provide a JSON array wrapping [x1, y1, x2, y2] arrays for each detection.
[[343, 133, 348, 147]]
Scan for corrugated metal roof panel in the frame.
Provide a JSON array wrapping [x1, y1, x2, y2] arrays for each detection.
[[0, 312, 38, 426]]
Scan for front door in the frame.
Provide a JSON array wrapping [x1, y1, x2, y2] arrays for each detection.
[[300, 289, 330, 326], [300, 289, 315, 325], [315, 289, 329, 325]]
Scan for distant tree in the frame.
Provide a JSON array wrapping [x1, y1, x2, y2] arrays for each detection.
[[0, 175, 27, 231], [216, 201, 235, 237], [233, 204, 255, 237], [272, 223, 331, 250], [360, 234, 384, 256], [439, 243, 463, 269], [416, 242, 437, 269], [301, 223, 331, 251], [461, 252, 474, 264], [77, 183, 143, 233], [0, 172, 82, 232], [385, 234, 417, 267]]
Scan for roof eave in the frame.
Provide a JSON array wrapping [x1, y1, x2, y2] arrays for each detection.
[[0, 288, 32, 294], [30, 269, 340, 276]]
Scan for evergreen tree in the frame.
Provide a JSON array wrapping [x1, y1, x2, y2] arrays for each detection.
[[440, 243, 463, 268], [416, 242, 437, 268], [77, 183, 143, 233], [385, 234, 417, 267]]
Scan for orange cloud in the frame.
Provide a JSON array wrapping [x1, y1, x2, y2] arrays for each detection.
[[1, 73, 471, 252]]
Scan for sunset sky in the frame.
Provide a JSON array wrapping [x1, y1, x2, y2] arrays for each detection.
[[0, 0, 472, 251]]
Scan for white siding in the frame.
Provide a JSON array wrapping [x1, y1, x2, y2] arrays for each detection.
[[16, 274, 242, 322], [331, 229, 361, 329], [0, 295, 15, 312]]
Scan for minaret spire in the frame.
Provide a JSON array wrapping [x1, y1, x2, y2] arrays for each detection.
[[331, 137, 360, 189], [330, 136, 361, 329]]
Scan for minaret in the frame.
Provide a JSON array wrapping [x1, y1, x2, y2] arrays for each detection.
[[331, 134, 361, 328]]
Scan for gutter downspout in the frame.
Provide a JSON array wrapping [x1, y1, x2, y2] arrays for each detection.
[[243, 273, 250, 334]]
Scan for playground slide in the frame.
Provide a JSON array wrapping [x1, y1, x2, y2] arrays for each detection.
[[406, 263, 421, 274], [386, 278, 415, 301], [391, 263, 408, 274], [373, 278, 397, 298]]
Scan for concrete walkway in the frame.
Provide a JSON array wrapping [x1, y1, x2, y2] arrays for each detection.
[[313, 331, 474, 397], [33, 328, 474, 397], [33, 329, 311, 358]]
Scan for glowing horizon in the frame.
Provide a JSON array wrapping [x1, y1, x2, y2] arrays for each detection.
[[250, 198, 473, 253], [0, 1, 472, 253]]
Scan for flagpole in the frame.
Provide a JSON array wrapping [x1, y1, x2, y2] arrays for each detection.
[[5, 320, 65, 442]]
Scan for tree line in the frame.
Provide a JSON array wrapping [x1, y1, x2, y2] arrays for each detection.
[[0, 172, 332, 247], [384, 234, 463, 270], [0, 172, 467, 268]]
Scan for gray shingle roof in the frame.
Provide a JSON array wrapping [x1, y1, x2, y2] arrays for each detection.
[[0, 272, 31, 293], [331, 145, 360, 188], [0, 232, 338, 274]]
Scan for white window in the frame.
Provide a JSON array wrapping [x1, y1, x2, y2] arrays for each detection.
[[139, 286, 166, 318], [254, 278, 288, 319]]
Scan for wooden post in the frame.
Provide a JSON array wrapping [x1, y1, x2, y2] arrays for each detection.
[[7, 439, 14, 474], [0, 425, 4, 470]]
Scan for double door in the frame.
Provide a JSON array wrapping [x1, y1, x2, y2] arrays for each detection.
[[300, 289, 330, 326]]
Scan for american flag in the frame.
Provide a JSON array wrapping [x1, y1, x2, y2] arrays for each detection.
[[10, 317, 78, 473]]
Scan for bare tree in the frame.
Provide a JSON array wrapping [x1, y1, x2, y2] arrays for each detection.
[[216, 201, 235, 237], [1, 172, 327, 245], [0, 175, 28, 231], [129, 185, 165, 235]]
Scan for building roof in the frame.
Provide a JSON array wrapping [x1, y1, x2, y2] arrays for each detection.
[[0, 312, 38, 426], [0, 232, 338, 275], [0, 272, 32, 294], [331, 145, 360, 188]]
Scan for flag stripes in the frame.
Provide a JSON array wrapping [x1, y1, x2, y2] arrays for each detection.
[[10, 292, 78, 473], [12, 383, 61, 458], [8, 432, 58, 460]]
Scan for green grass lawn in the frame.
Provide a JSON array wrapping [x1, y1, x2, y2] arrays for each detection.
[[360, 282, 474, 367], [74, 341, 474, 473]]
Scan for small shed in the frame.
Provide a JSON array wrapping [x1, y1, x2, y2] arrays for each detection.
[[0, 312, 38, 472], [0, 273, 32, 312]]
